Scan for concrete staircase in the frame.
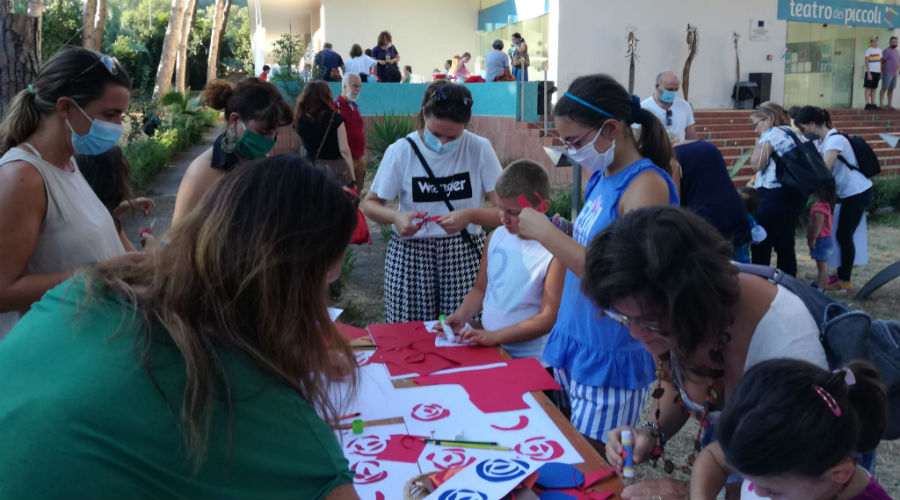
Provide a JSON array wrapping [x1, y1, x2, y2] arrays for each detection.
[[694, 109, 900, 186]]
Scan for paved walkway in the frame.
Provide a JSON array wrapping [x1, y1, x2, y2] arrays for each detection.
[[120, 121, 226, 248]]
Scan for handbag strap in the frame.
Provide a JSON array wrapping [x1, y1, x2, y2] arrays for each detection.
[[313, 111, 336, 163], [405, 136, 480, 257]]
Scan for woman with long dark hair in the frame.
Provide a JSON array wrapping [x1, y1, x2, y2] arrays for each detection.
[[0, 155, 360, 499], [515, 74, 679, 458], [294, 80, 355, 185]]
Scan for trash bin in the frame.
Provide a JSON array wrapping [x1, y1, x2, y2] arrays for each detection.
[[732, 81, 759, 110]]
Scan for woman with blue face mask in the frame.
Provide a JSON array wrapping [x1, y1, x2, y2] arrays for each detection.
[[362, 82, 503, 322], [0, 48, 132, 339], [515, 74, 679, 461], [173, 78, 292, 223]]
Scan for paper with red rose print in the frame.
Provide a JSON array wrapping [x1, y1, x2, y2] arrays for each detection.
[[336, 423, 423, 500]]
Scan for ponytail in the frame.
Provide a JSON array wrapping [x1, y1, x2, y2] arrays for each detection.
[[634, 103, 675, 176], [793, 105, 833, 129], [719, 358, 888, 478], [0, 88, 42, 155], [553, 74, 673, 174]]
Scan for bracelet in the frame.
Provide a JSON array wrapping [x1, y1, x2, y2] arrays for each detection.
[[641, 422, 667, 447]]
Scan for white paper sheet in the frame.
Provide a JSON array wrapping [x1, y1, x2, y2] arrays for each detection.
[[328, 307, 343, 321], [424, 457, 540, 500]]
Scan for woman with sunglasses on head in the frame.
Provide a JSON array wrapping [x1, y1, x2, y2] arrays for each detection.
[[362, 82, 502, 322], [172, 78, 292, 222], [0, 48, 131, 338], [747, 101, 806, 277], [515, 74, 679, 460], [581, 206, 828, 500], [0, 155, 360, 499]]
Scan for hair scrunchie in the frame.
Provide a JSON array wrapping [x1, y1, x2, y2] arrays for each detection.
[[630, 94, 643, 124], [27, 84, 35, 95]]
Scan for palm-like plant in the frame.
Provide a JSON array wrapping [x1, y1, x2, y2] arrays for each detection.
[[366, 113, 417, 164]]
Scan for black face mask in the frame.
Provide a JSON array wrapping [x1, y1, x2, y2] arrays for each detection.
[[892, 44, 899, 49]]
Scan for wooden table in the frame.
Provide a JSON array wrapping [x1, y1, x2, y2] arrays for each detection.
[[352, 335, 624, 498]]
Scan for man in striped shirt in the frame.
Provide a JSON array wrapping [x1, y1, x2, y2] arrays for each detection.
[[863, 37, 882, 110]]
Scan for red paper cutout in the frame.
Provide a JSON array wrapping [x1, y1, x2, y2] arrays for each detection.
[[374, 434, 428, 463], [515, 436, 565, 461], [426, 448, 477, 470], [491, 415, 530, 431], [375, 492, 385, 500], [346, 434, 388, 456], [411, 403, 451, 421], [351, 460, 388, 484], [429, 464, 470, 488], [337, 322, 369, 340], [413, 358, 561, 413], [368, 322, 507, 377], [582, 467, 615, 489]]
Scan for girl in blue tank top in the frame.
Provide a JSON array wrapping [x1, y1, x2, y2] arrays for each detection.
[[517, 74, 679, 456]]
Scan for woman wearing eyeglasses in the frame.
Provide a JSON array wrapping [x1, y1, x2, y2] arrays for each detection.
[[362, 82, 502, 322], [0, 48, 131, 338], [581, 205, 827, 500], [747, 101, 806, 277], [172, 78, 292, 222], [514, 74, 678, 459]]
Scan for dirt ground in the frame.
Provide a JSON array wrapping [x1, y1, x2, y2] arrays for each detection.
[[335, 214, 900, 498]]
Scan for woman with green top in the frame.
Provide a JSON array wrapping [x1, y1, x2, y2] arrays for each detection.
[[0, 155, 361, 499]]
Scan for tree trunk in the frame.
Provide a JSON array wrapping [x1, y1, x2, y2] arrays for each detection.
[[92, 0, 106, 51], [82, 0, 96, 49], [206, 0, 230, 82], [1, 0, 40, 120], [152, 0, 187, 98], [174, 0, 196, 92]]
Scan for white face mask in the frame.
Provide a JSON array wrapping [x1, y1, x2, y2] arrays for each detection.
[[566, 128, 615, 173]]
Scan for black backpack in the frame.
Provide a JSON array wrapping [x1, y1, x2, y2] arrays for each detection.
[[838, 133, 881, 178], [736, 263, 900, 440], [772, 127, 833, 199]]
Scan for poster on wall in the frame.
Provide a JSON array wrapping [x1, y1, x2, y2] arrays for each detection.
[[749, 20, 771, 41]]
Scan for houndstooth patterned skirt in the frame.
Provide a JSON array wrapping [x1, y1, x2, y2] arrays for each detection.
[[384, 231, 486, 323]]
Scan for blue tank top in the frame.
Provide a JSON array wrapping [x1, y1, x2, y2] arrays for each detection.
[[542, 158, 679, 389]]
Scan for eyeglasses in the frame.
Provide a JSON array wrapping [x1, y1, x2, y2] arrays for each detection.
[[72, 54, 119, 82], [603, 307, 663, 332], [555, 126, 598, 150], [432, 86, 473, 107], [665, 109, 673, 127]]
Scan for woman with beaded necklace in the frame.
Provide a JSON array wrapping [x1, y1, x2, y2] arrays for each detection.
[[581, 206, 829, 500]]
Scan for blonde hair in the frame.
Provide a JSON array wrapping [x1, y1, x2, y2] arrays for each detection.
[[0, 47, 130, 155], [750, 101, 790, 127]]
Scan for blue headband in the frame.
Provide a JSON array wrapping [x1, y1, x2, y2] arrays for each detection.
[[563, 92, 614, 119]]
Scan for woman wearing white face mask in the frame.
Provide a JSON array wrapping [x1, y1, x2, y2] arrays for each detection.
[[363, 82, 502, 322], [0, 48, 131, 339], [516, 74, 679, 458]]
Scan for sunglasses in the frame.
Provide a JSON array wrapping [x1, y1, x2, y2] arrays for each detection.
[[603, 307, 663, 332], [432, 86, 473, 107], [71, 54, 119, 83], [665, 109, 672, 127]]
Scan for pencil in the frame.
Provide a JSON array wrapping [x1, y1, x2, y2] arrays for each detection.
[[329, 412, 361, 423], [425, 440, 510, 451], [423, 438, 498, 446]]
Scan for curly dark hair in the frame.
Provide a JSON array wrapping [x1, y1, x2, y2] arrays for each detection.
[[293, 80, 336, 125], [582, 206, 740, 361]]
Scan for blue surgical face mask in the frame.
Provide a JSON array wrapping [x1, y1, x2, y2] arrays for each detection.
[[66, 101, 124, 155], [423, 128, 462, 155], [659, 90, 677, 104]]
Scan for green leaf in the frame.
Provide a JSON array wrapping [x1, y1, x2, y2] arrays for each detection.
[[160, 91, 187, 108], [366, 113, 417, 164], [729, 151, 752, 178]]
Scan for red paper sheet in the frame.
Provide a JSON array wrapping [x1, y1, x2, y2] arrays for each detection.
[[336, 322, 370, 340], [413, 358, 562, 413], [367, 322, 507, 377], [374, 434, 428, 464]]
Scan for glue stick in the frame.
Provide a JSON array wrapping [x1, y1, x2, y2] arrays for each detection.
[[438, 314, 454, 342], [622, 429, 635, 478]]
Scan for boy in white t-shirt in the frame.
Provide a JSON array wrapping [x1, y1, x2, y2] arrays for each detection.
[[445, 160, 565, 364], [863, 37, 883, 109]]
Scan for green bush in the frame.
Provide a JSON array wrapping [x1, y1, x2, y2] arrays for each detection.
[[549, 187, 573, 220], [870, 175, 900, 214], [366, 113, 417, 164]]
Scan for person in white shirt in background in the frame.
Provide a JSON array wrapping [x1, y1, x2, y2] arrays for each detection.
[[863, 37, 882, 110], [345, 44, 377, 83], [640, 71, 699, 142]]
